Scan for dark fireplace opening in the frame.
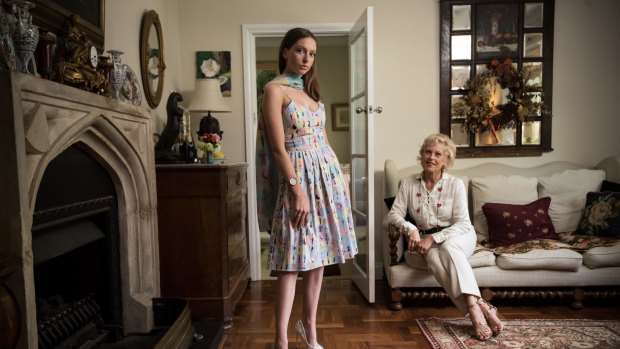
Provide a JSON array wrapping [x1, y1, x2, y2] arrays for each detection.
[[32, 144, 123, 347]]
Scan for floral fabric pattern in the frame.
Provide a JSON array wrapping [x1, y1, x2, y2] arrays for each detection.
[[558, 232, 620, 251], [486, 238, 572, 255], [416, 318, 620, 349], [261, 81, 358, 271], [576, 192, 620, 237]]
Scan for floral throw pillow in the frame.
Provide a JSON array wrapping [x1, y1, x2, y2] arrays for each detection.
[[576, 192, 620, 236], [482, 197, 559, 247]]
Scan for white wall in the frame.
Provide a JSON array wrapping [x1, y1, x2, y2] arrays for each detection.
[[106, 0, 620, 277], [105, 0, 181, 132]]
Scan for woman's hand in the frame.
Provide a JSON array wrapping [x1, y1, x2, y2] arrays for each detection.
[[406, 229, 421, 253], [290, 190, 310, 229], [416, 236, 436, 255]]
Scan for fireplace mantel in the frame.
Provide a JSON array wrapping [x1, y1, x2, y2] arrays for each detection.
[[0, 71, 160, 348]]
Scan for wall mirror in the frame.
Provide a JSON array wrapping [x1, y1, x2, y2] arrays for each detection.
[[140, 10, 165, 108], [440, 0, 555, 158]]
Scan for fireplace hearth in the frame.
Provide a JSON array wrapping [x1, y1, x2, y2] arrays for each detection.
[[0, 71, 160, 348]]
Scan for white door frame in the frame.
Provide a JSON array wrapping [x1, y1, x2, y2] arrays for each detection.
[[242, 23, 353, 280]]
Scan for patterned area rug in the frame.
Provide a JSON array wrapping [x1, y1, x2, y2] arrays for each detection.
[[416, 318, 620, 349]]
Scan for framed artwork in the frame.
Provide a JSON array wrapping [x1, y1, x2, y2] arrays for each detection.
[[31, 0, 105, 51], [331, 103, 350, 131], [195, 51, 231, 96], [475, 3, 519, 58]]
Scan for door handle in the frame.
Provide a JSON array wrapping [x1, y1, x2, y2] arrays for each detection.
[[355, 105, 383, 114]]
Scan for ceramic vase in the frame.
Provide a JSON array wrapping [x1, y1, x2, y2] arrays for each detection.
[[206, 151, 214, 164], [10, 0, 39, 74], [107, 50, 127, 100]]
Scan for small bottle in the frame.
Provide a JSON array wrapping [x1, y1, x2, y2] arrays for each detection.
[[177, 107, 197, 163]]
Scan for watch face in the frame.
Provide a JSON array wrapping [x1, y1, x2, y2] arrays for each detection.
[[90, 46, 98, 68], [289, 177, 297, 186]]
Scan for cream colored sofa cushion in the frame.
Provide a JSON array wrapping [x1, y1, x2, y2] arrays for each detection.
[[404, 248, 496, 270], [496, 248, 583, 271], [538, 169, 606, 233], [471, 175, 539, 241], [583, 243, 620, 268]]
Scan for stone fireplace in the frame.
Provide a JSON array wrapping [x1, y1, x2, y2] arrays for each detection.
[[0, 71, 160, 348]]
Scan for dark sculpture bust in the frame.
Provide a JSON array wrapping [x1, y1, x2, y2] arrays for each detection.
[[155, 92, 184, 163]]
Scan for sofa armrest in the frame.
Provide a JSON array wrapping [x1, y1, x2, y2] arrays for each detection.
[[596, 154, 620, 182], [386, 222, 402, 266]]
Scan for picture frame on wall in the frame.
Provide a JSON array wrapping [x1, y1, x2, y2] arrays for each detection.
[[31, 0, 105, 51], [331, 103, 349, 131], [475, 3, 519, 58], [195, 51, 232, 96]]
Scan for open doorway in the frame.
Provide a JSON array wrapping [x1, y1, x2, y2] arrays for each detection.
[[243, 24, 352, 280]]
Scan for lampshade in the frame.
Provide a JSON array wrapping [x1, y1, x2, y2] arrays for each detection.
[[187, 78, 231, 113]]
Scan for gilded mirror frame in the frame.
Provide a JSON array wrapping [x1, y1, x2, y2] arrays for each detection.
[[140, 10, 165, 108]]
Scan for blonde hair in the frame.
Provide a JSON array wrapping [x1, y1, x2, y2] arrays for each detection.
[[417, 133, 456, 169]]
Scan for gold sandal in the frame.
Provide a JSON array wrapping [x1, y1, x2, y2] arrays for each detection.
[[468, 303, 492, 341], [477, 298, 504, 336]]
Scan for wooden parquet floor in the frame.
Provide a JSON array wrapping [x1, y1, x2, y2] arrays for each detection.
[[217, 278, 620, 349]]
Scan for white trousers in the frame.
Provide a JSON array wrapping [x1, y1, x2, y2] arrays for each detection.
[[425, 232, 480, 314]]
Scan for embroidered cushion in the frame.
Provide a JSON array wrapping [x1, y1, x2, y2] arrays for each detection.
[[537, 169, 606, 232], [482, 197, 559, 247], [575, 192, 620, 237]]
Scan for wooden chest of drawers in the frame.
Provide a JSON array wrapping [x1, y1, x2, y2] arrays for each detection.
[[155, 163, 249, 328]]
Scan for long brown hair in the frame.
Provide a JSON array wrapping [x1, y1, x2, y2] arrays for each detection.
[[278, 27, 322, 102]]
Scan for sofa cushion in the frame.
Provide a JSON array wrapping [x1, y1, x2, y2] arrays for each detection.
[[582, 243, 620, 268], [482, 197, 558, 247], [601, 180, 620, 192], [537, 169, 606, 233], [495, 248, 583, 271], [404, 245, 496, 270], [575, 192, 620, 237], [471, 175, 539, 242]]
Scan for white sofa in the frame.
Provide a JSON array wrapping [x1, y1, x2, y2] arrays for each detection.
[[382, 155, 620, 310]]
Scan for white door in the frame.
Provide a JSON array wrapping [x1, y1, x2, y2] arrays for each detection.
[[343, 7, 379, 303]]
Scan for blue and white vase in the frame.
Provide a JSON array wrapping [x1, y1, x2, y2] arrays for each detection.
[[107, 50, 127, 101], [10, 0, 38, 74]]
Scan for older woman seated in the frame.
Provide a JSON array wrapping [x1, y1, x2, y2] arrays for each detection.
[[386, 133, 504, 341]]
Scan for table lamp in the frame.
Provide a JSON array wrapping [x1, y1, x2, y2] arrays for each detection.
[[188, 78, 231, 140]]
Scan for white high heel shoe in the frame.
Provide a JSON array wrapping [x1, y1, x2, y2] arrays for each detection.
[[294, 320, 324, 349]]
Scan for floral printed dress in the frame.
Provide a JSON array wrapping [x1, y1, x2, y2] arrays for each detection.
[[266, 97, 358, 271]]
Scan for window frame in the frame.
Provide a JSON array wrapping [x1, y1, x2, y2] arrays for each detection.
[[439, 0, 555, 158]]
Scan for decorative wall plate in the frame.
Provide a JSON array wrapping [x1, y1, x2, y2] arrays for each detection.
[[120, 64, 142, 105]]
